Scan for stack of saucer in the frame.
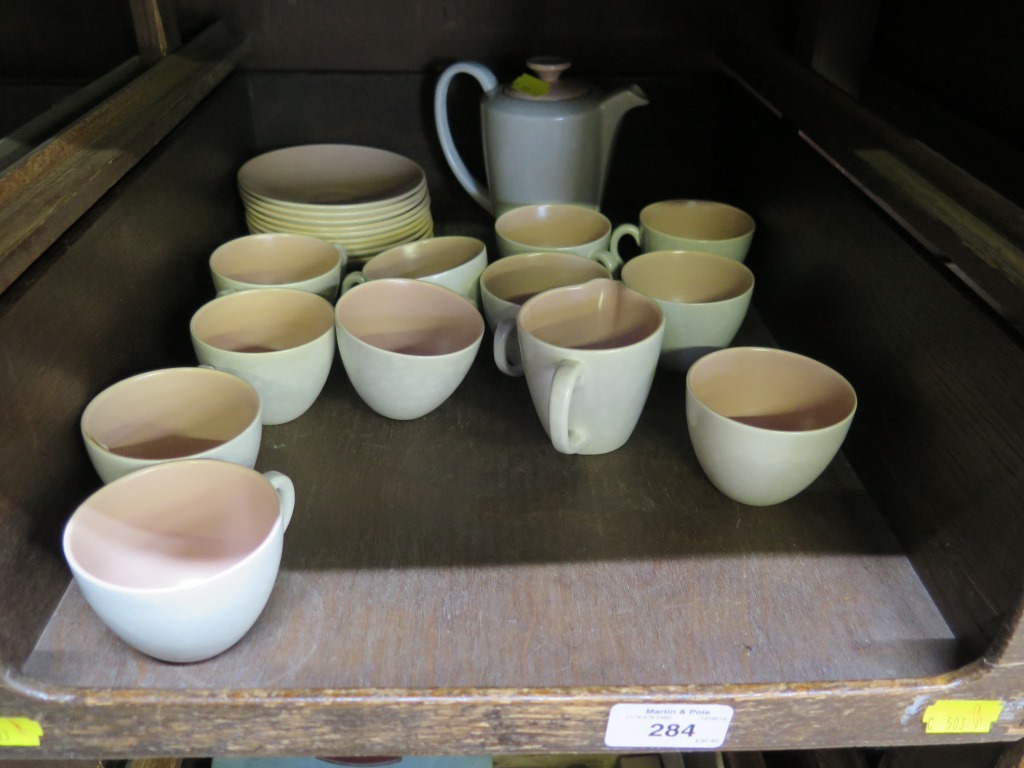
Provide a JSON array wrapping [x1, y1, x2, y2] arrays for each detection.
[[238, 144, 434, 264]]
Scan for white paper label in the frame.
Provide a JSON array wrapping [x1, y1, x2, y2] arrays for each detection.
[[604, 703, 734, 749]]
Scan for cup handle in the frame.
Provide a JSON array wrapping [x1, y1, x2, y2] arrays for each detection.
[[590, 249, 624, 276], [333, 243, 350, 271], [610, 223, 640, 261], [341, 272, 367, 293], [493, 317, 523, 376], [263, 471, 295, 531], [549, 360, 587, 454]]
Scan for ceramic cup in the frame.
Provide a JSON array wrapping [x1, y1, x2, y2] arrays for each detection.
[[494, 203, 623, 274], [80, 366, 262, 484], [686, 346, 857, 506], [480, 251, 611, 370], [495, 278, 664, 455], [335, 278, 485, 420], [621, 250, 755, 371], [210, 232, 346, 301], [612, 200, 756, 262], [62, 459, 295, 663], [190, 288, 336, 425], [341, 236, 487, 307]]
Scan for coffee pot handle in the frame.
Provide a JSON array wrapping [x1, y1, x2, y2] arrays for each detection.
[[434, 62, 498, 215]]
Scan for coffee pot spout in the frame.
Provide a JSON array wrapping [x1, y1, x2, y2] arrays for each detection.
[[598, 84, 649, 183]]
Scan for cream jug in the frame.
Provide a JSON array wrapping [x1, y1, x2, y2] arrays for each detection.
[[434, 56, 649, 216]]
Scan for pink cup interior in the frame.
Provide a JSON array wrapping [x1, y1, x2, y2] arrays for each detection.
[[641, 200, 755, 241], [622, 250, 753, 304], [336, 279, 484, 356], [81, 368, 259, 460], [364, 237, 483, 279], [687, 347, 856, 432], [192, 288, 335, 352], [64, 461, 280, 591], [481, 252, 610, 305], [210, 233, 339, 284], [497, 205, 610, 248], [518, 278, 662, 350]]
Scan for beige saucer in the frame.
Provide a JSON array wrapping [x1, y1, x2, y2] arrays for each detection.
[[238, 144, 426, 208], [245, 211, 434, 250], [240, 183, 429, 224], [244, 203, 432, 241]]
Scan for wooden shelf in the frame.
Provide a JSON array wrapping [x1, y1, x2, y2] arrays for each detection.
[[2, 58, 1024, 758], [24, 306, 956, 691]]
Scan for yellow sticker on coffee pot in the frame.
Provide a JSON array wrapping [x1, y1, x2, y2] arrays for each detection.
[[511, 74, 550, 97]]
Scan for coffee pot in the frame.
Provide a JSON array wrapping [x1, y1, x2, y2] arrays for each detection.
[[434, 56, 649, 216]]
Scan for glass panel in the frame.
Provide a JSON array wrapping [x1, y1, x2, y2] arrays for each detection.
[[0, 0, 138, 170]]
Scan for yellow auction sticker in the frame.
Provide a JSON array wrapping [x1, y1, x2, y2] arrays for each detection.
[[0, 718, 43, 747], [510, 74, 550, 98], [922, 700, 1003, 734]]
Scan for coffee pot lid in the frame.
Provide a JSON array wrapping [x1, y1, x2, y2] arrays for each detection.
[[505, 56, 590, 101]]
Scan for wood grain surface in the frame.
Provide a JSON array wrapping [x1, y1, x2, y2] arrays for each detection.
[[719, 32, 1024, 332], [24, 308, 956, 690], [130, 0, 182, 61], [0, 70, 254, 670], [0, 21, 245, 296], [712, 76, 1024, 663]]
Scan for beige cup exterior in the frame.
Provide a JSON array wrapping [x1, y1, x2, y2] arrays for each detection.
[[62, 460, 295, 662], [335, 278, 485, 420], [498, 278, 664, 455], [190, 288, 336, 425], [686, 347, 857, 506], [612, 200, 756, 262], [81, 367, 263, 484], [621, 250, 755, 371], [341, 236, 487, 307], [210, 232, 346, 301], [494, 203, 623, 274]]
